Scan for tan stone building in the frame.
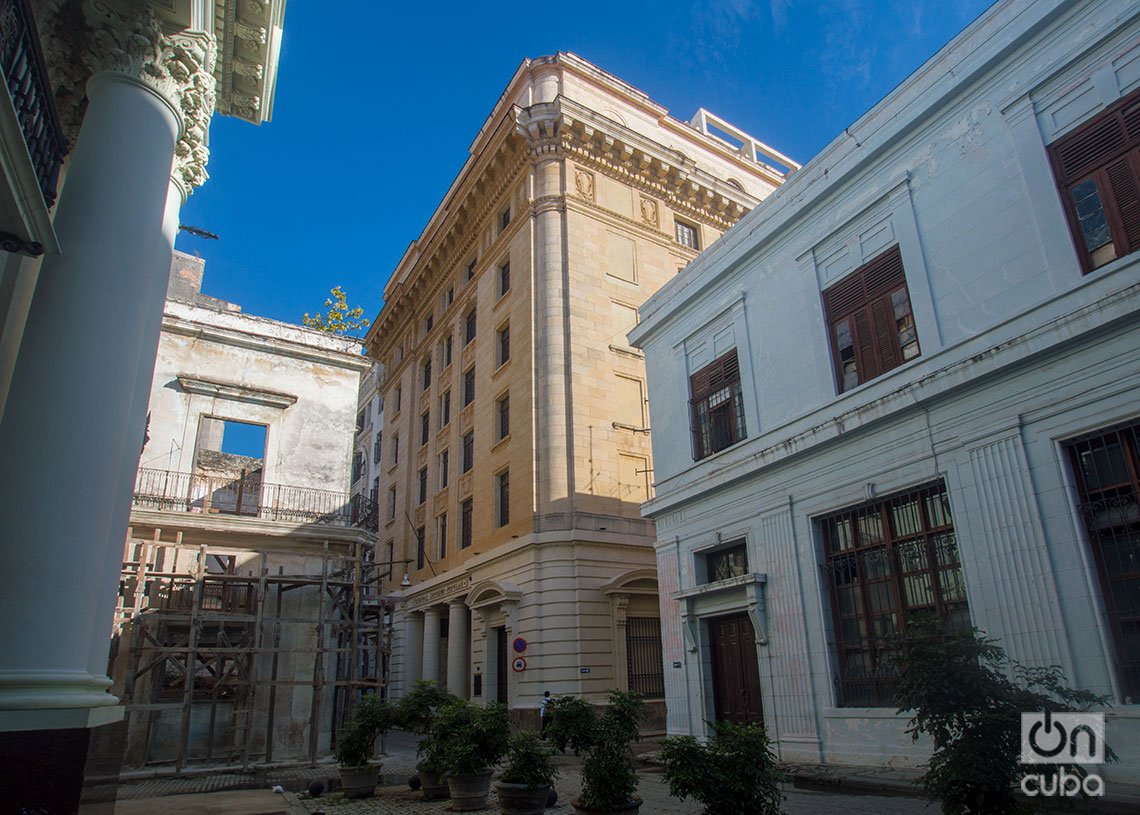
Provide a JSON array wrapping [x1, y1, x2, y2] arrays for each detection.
[[366, 53, 794, 724]]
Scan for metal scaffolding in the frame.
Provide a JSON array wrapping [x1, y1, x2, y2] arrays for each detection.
[[110, 527, 393, 773]]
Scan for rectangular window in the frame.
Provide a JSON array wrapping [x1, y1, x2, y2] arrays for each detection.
[[1065, 422, 1140, 701], [497, 394, 510, 440], [675, 219, 700, 249], [438, 513, 448, 560], [440, 390, 451, 427], [423, 359, 432, 390], [690, 348, 746, 460], [352, 451, 365, 483], [465, 308, 477, 345], [463, 367, 476, 406], [496, 470, 510, 527], [704, 540, 748, 583], [424, 313, 434, 334], [819, 481, 968, 707], [501, 207, 511, 230], [443, 335, 453, 367], [498, 324, 510, 367], [499, 262, 511, 297], [392, 432, 399, 465], [1048, 87, 1140, 273], [394, 387, 401, 413], [373, 433, 382, 464], [418, 467, 427, 505], [466, 259, 477, 282], [442, 286, 455, 310], [439, 449, 449, 489], [626, 617, 665, 698], [823, 245, 919, 393], [420, 412, 430, 446], [387, 486, 396, 521], [416, 526, 425, 570], [461, 498, 473, 549], [462, 431, 474, 472]]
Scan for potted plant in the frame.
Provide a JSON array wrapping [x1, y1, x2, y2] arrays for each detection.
[[434, 698, 509, 810], [334, 693, 394, 798], [495, 730, 559, 815], [394, 680, 457, 800], [547, 690, 645, 814], [660, 720, 784, 814]]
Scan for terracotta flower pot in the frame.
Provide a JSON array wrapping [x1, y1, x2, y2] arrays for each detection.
[[338, 763, 380, 798], [494, 780, 551, 815], [448, 768, 494, 810]]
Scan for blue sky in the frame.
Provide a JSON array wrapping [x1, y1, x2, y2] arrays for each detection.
[[177, 0, 996, 328]]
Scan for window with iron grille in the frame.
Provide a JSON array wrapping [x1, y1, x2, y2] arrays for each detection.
[[465, 308, 477, 344], [463, 367, 476, 406], [461, 498, 473, 548], [704, 540, 748, 583], [497, 394, 510, 440], [462, 431, 474, 473], [819, 481, 969, 707], [1048, 86, 1140, 274], [823, 246, 919, 393], [1065, 422, 1140, 702], [626, 617, 665, 698], [416, 526, 425, 570], [675, 219, 699, 249], [498, 324, 510, 367], [496, 469, 510, 527], [690, 348, 746, 460], [499, 262, 511, 297]]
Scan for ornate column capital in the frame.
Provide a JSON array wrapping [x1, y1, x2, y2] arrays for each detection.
[[81, 2, 217, 196]]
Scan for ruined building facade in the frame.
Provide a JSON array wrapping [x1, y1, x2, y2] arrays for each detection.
[[110, 253, 378, 771]]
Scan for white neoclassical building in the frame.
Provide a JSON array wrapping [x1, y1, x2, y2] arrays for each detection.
[[0, 0, 284, 809], [632, 0, 1140, 794]]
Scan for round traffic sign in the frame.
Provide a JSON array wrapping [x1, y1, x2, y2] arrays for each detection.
[[511, 656, 527, 672], [512, 637, 527, 653]]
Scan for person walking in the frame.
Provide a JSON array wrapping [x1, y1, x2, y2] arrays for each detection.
[[539, 690, 552, 737]]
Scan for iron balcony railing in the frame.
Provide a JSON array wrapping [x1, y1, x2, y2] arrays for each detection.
[[0, 0, 68, 211], [133, 467, 378, 530]]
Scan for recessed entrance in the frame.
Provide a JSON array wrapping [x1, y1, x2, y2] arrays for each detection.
[[708, 613, 764, 725]]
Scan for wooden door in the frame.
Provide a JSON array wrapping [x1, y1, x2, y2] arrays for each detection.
[[496, 627, 508, 703], [708, 614, 764, 725]]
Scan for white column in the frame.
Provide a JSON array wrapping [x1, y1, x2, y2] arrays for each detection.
[[87, 178, 188, 679], [422, 607, 442, 683], [446, 601, 469, 698], [404, 612, 424, 691], [0, 68, 181, 719], [482, 612, 500, 706]]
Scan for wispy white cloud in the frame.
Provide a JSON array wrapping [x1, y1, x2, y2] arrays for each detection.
[[820, 0, 876, 89]]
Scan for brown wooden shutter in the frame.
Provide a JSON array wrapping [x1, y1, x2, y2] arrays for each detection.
[[690, 349, 740, 401], [1104, 153, 1140, 251], [1054, 115, 1126, 182], [852, 309, 879, 381], [870, 297, 900, 372]]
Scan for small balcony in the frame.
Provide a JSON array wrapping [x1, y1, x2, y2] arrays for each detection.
[[0, 0, 68, 255], [133, 467, 378, 531]]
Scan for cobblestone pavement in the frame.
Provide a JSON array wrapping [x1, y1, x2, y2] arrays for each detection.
[[287, 766, 940, 815]]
